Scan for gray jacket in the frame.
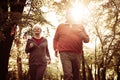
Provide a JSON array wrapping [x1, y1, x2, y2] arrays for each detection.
[[25, 37, 50, 66]]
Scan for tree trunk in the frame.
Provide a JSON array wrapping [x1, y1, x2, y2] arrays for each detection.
[[117, 72, 120, 80], [0, 25, 15, 80], [81, 52, 86, 80], [87, 64, 94, 80], [116, 60, 120, 80], [101, 67, 106, 80], [0, 1, 12, 80], [17, 57, 22, 80], [97, 66, 100, 80], [0, 0, 26, 80]]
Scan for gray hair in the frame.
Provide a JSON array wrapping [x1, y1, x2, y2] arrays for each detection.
[[32, 24, 42, 31]]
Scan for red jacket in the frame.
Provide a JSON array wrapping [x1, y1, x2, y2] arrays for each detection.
[[53, 23, 89, 53]]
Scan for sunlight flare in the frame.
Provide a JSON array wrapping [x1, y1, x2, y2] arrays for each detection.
[[68, 2, 90, 23]]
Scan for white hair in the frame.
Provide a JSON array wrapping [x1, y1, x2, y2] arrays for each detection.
[[32, 24, 42, 31]]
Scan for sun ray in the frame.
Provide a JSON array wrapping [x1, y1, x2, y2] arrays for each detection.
[[68, 1, 90, 23]]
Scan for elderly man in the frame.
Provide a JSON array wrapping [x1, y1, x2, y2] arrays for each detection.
[[53, 9, 89, 80]]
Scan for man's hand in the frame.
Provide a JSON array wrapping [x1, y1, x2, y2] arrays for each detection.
[[47, 60, 51, 64]]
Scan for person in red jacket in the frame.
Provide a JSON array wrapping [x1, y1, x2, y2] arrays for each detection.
[[53, 9, 89, 80], [25, 24, 51, 80]]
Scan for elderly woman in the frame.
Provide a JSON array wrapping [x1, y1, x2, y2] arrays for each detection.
[[25, 24, 51, 80]]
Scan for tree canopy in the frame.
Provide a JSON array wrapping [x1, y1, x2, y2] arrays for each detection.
[[0, 0, 120, 80]]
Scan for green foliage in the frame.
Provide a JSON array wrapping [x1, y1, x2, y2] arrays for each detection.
[[85, 0, 120, 79], [44, 62, 63, 80]]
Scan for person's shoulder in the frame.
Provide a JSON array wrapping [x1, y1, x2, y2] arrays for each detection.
[[27, 37, 34, 41], [42, 37, 49, 43], [58, 23, 68, 26], [75, 24, 85, 29], [74, 23, 83, 26], [42, 37, 46, 39], [27, 37, 32, 40], [26, 38, 33, 43], [41, 37, 47, 41]]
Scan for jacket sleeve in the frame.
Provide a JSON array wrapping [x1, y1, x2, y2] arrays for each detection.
[[81, 26, 89, 43], [46, 40, 51, 60], [25, 39, 34, 53], [53, 24, 61, 50]]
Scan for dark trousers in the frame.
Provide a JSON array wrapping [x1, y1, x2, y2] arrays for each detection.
[[29, 64, 47, 80], [60, 52, 82, 80]]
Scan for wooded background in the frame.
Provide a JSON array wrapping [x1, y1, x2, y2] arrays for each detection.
[[0, 0, 120, 80]]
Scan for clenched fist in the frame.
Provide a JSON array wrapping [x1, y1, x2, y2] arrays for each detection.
[[29, 43, 34, 48]]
